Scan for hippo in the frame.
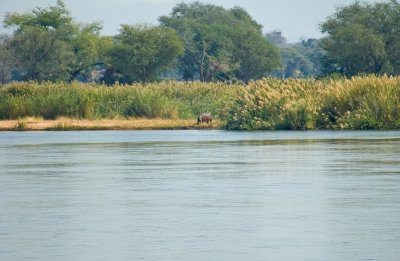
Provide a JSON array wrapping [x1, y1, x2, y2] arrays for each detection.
[[197, 113, 213, 124]]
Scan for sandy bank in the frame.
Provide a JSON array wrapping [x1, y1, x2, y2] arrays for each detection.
[[0, 118, 221, 131]]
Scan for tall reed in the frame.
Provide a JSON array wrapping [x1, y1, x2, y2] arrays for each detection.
[[1, 76, 400, 130], [223, 75, 400, 130], [223, 78, 322, 130], [0, 81, 240, 120], [319, 75, 400, 129]]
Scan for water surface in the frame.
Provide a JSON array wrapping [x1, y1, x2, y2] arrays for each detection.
[[1, 130, 400, 260]]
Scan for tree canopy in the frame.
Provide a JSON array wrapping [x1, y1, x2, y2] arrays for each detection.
[[3, 0, 400, 83], [0, 35, 16, 84], [320, 0, 400, 76], [3, 0, 111, 82], [4, 0, 74, 34], [108, 25, 184, 84], [159, 2, 280, 82], [267, 31, 323, 78], [4, 0, 74, 81]]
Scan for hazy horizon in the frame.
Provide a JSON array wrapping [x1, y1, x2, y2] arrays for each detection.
[[0, 0, 385, 42]]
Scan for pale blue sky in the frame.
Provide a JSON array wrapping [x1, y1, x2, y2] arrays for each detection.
[[0, 0, 384, 42]]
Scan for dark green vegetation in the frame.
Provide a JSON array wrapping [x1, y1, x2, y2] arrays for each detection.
[[108, 25, 184, 83], [0, 1, 279, 84], [2, 0, 112, 83], [320, 0, 400, 77], [266, 32, 324, 79], [2, 1, 399, 84], [159, 3, 279, 82]]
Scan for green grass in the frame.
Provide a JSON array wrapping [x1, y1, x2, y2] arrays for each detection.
[[0, 81, 240, 120], [1, 76, 400, 130]]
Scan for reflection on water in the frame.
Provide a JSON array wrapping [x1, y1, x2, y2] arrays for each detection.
[[1, 130, 400, 261]]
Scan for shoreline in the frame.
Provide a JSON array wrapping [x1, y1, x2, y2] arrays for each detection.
[[0, 118, 221, 131], [2, 117, 400, 132]]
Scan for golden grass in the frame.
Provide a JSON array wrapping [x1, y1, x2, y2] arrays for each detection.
[[0, 117, 222, 131], [224, 75, 400, 130]]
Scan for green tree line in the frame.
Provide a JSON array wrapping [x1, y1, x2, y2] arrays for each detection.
[[1, 0, 400, 84], [320, 0, 400, 77]]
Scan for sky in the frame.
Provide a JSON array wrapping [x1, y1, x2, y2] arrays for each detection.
[[0, 0, 385, 42]]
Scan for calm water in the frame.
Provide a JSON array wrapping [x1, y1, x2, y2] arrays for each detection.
[[1, 130, 400, 261]]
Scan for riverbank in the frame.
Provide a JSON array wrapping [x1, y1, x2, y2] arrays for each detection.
[[2, 76, 400, 130], [0, 117, 221, 131]]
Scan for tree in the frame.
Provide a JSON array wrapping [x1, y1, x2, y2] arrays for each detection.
[[12, 26, 75, 81], [3, 0, 76, 81], [108, 24, 184, 83], [0, 35, 16, 84], [71, 23, 113, 82], [3, 0, 75, 36], [266, 31, 288, 47], [160, 2, 280, 82], [233, 29, 280, 81], [279, 48, 313, 78], [320, 0, 400, 76], [320, 25, 387, 76], [3, 0, 110, 82], [267, 31, 323, 78], [160, 2, 232, 81]]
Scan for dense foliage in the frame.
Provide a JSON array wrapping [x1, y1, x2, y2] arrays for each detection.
[[1, 1, 280, 84], [107, 25, 184, 84], [320, 0, 400, 76], [2, 0, 400, 83], [266, 31, 323, 78], [3, 0, 111, 82], [160, 2, 280, 82], [0, 35, 15, 84]]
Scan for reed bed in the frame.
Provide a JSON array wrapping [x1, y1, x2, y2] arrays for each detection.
[[223, 78, 321, 130], [1, 76, 400, 130], [223, 75, 400, 130], [0, 81, 240, 121]]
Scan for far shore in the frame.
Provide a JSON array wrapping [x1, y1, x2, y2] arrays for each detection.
[[0, 117, 221, 131]]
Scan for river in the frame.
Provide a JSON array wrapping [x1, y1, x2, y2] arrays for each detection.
[[1, 130, 399, 260]]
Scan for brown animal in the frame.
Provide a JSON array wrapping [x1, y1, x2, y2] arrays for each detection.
[[197, 113, 212, 124]]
